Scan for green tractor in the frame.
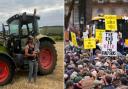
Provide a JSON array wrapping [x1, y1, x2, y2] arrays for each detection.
[[0, 10, 57, 85]]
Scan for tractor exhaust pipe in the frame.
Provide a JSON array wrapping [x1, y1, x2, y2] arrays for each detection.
[[34, 9, 36, 16]]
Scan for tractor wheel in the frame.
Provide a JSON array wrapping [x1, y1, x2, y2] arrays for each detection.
[[38, 41, 57, 75], [0, 56, 15, 85]]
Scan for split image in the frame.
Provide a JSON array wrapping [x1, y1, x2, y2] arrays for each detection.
[[64, 0, 128, 89]]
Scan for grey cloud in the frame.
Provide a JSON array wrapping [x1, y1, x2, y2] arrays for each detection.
[[0, 0, 64, 27], [39, 8, 64, 26]]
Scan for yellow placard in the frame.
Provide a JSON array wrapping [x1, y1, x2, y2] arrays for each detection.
[[105, 15, 117, 31], [96, 29, 105, 42], [84, 38, 96, 49], [125, 39, 128, 46], [71, 32, 78, 46]]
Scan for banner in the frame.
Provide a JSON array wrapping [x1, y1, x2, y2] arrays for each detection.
[[96, 29, 105, 42], [84, 38, 96, 49], [71, 32, 78, 46], [105, 15, 117, 31], [102, 32, 117, 56], [65, 31, 69, 41]]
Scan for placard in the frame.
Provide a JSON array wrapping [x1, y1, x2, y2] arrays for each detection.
[[96, 29, 105, 42], [105, 15, 117, 31], [71, 32, 78, 46], [83, 31, 88, 38], [125, 39, 128, 46], [102, 32, 117, 56], [84, 38, 96, 49]]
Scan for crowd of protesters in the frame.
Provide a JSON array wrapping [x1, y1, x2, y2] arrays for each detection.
[[64, 31, 128, 89]]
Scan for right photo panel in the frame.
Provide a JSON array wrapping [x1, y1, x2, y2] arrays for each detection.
[[64, 0, 128, 89]]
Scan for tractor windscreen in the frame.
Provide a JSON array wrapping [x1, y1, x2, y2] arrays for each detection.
[[9, 19, 33, 37], [95, 19, 105, 29], [93, 19, 128, 39], [118, 19, 128, 39], [9, 20, 19, 35], [7, 14, 40, 37], [21, 23, 33, 36]]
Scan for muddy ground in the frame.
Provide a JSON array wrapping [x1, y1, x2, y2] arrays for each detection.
[[0, 42, 64, 89]]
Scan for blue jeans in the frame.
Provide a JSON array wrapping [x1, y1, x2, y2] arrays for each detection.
[[28, 60, 38, 82]]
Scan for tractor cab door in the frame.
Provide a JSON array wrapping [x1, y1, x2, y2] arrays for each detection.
[[9, 20, 33, 54], [20, 22, 33, 49], [6, 20, 21, 54]]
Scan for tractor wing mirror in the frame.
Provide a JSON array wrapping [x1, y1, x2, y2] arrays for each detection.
[[2, 24, 9, 37], [2, 24, 5, 37]]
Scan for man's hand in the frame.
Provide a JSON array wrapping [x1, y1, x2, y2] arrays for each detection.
[[34, 51, 38, 54], [32, 53, 36, 57]]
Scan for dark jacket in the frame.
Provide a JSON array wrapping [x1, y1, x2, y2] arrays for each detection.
[[102, 84, 115, 89]]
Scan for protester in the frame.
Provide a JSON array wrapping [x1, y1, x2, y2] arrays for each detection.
[[117, 32, 124, 55], [116, 76, 128, 89], [65, 43, 128, 89], [102, 75, 115, 89]]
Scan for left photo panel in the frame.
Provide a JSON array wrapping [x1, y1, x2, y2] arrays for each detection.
[[0, 0, 64, 89]]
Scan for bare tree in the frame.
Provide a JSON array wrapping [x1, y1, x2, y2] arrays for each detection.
[[65, 0, 75, 30]]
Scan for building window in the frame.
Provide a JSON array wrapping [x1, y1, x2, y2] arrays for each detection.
[[97, 8, 104, 14], [123, 0, 128, 3], [92, 0, 96, 2], [75, 0, 79, 4], [93, 0, 109, 3], [97, 0, 105, 3], [123, 8, 128, 14], [109, 8, 116, 15], [109, 0, 117, 3], [73, 7, 79, 25]]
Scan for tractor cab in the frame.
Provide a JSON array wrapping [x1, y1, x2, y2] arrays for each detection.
[[6, 13, 40, 37], [3, 12, 40, 54]]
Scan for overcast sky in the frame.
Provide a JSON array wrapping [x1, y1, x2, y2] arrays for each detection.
[[0, 0, 64, 29]]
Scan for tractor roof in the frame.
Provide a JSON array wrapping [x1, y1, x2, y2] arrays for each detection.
[[7, 13, 40, 24]]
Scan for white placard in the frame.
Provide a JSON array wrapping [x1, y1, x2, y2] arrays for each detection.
[[102, 32, 117, 56], [83, 31, 88, 38]]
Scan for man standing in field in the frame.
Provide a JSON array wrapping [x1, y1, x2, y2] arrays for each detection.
[[25, 36, 38, 83]]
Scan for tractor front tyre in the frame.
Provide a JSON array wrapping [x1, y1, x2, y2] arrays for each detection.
[[38, 41, 57, 75], [0, 56, 15, 85]]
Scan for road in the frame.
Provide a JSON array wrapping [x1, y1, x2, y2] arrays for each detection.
[[0, 42, 64, 89]]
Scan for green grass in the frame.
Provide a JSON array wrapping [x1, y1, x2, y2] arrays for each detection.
[[49, 35, 63, 41], [39, 26, 63, 41]]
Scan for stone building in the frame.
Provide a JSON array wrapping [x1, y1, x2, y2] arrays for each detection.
[[92, 0, 128, 17], [65, 0, 128, 27]]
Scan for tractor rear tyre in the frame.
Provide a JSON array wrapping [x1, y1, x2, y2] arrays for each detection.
[[38, 41, 57, 75], [0, 56, 15, 85]]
